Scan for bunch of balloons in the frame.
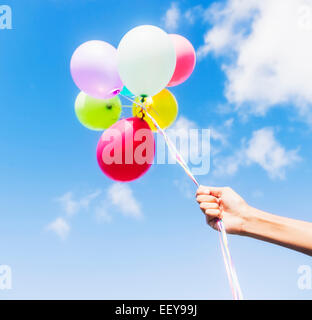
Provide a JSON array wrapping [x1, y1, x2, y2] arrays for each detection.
[[70, 25, 196, 182]]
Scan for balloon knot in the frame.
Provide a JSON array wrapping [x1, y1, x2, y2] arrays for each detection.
[[136, 106, 145, 120]]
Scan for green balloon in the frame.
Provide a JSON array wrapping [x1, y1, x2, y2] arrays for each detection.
[[75, 92, 122, 130]]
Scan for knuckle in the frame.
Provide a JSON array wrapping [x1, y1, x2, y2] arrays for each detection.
[[212, 196, 218, 203]]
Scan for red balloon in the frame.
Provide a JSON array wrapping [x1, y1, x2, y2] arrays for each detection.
[[167, 34, 196, 87], [96, 117, 155, 182]]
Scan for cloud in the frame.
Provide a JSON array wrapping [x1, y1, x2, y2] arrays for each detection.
[[108, 183, 142, 219], [171, 116, 197, 131], [185, 5, 205, 24], [163, 2, 180, 32], [213, 151, 243, 177], [245, 128, 300, 179], [46, 217, 70, 240], [224, 118, 234, 128], [197, 0, 312, 121], [213, 127, 300, 179], [208, 118, 234, 157], [46, 190, 101, 240], [95, 201, 112, 223], [210, 128, 227, 145], [46, 185, 143, 238], [55, 190, 101, 216], [170, 116, 232, 148]]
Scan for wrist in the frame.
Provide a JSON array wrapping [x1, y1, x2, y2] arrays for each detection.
[[240, 205, 281, 240], [240, 205, 261, 236]]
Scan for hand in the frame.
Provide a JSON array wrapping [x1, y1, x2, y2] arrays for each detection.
[[196, 186, 251, 235]]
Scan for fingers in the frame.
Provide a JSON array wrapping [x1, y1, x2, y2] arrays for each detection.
[[199, 202, 222, 219], [206, 186, 223, 198], [206, 216, 221, 231], [196, 194, 219, 204], [199, 202, 219, 210], [196, 185, 223, 198], [196, 185, 210, 196], [205, 208, 221, 216], [205, 208, 223, 226], [196, 187, 222, 220], [196, 185, 223, 226]]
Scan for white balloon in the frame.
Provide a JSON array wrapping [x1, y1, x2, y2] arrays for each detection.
[[117, 25, 176, 97]]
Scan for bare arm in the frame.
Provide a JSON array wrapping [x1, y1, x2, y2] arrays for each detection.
[[196, 186, 312, 256]]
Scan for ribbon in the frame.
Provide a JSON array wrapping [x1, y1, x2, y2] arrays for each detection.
[[120, 94, 243, 300]]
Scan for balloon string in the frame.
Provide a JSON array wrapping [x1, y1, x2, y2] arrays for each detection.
[[120, 93, 243, 300]]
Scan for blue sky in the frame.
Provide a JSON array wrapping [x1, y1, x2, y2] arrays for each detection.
[[0, 0, 312, 299]]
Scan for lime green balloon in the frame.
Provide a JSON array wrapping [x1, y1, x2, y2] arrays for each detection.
[[75, 92, 122, 130]]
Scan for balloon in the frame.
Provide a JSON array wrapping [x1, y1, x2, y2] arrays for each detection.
[[167, 34, 196, 87], [75, 92, 122, 131], [70, 40, 123, 99], [117, 25, 176, 97], [120, 86, 134, 97], [132, 89, 178, 132], [97, 117, 155, 182]]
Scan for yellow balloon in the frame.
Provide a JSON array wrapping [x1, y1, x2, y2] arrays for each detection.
[[132, 89, 178, 132]]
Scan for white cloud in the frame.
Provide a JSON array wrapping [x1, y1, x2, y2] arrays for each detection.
[[46, 190, 101, 240], [55, 192, 77, 215], [210, 128, 227, 145], [55, 190, 101, 216], [213, 127, 300, 179], [95, 202, 112, 223], [245, 128, 300, 179], [46, 185, 143, 238], [46, 217, 70, 240], [171, 116, 197, 131], [163, 2, 180, 32], [224, 118, 234, 128], [208, 118, 234, 157], [213, 151, 243, 177], [198, 0, 312, 121], [108, 183, 142, 219], [185, 5, 205, 24]]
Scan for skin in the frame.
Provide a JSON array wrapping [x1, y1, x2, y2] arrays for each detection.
[[196, 185, 312, 256]]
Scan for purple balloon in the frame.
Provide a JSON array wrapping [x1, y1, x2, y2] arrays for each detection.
[[70, 40, 123, 99]]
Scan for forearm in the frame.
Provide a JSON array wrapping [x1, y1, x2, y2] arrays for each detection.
[[241, 206, 312, 256]]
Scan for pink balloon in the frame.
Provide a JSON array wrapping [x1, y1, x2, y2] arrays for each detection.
[[96, 117, 155, 182], [167, 34, 196, 87], [70, 40, 123, 99]]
